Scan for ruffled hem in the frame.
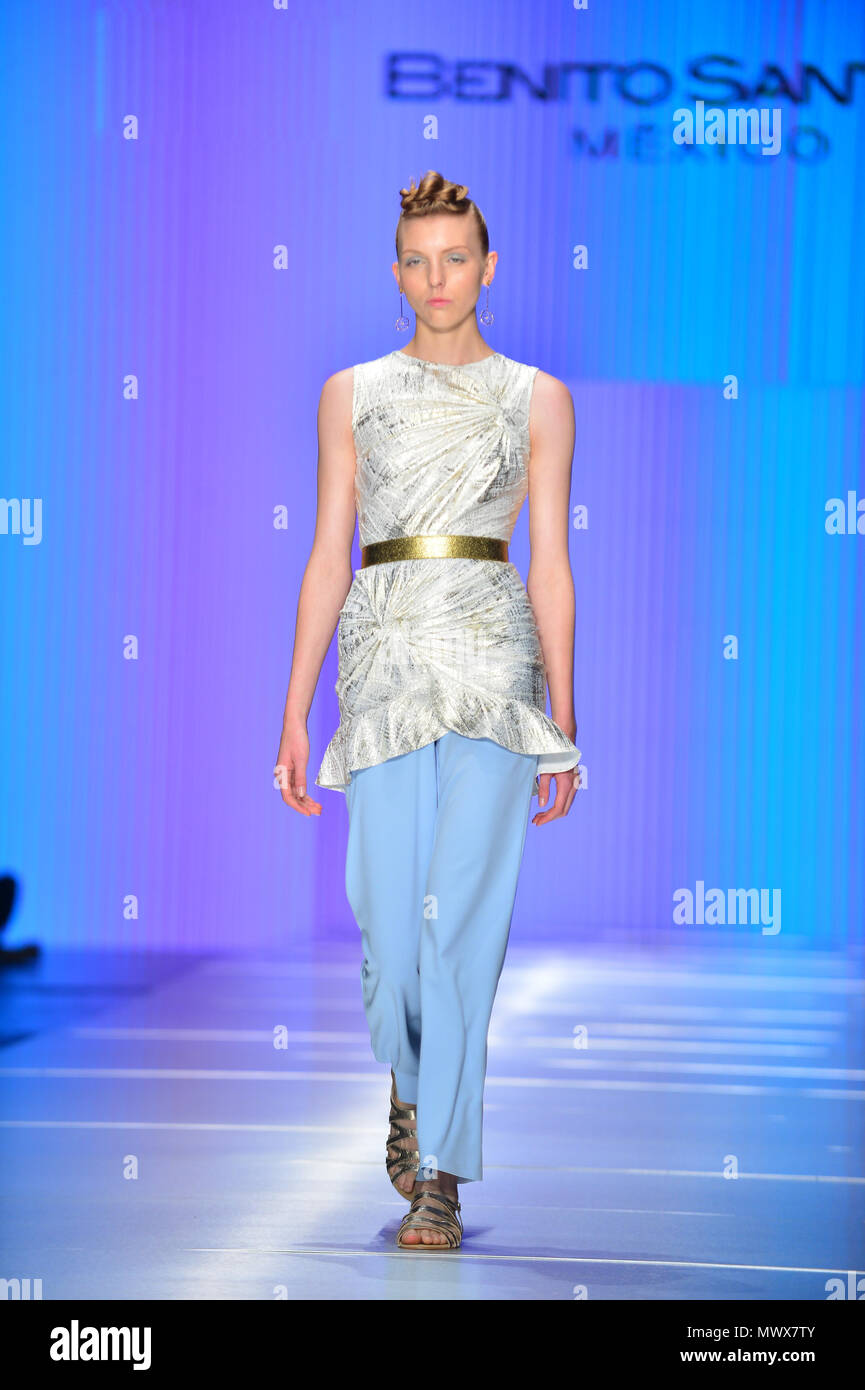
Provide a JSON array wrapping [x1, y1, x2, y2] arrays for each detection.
[[315, 691, 581, 794]]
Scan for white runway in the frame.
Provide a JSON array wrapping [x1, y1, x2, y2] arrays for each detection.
[[1, 939, 862, 1299]]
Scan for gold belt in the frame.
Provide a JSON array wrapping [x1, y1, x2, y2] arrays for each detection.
[[361, 534, 508, 568]]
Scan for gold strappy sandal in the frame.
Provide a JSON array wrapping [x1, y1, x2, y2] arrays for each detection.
[[386, 1070, 419, 1201], [397, 1188, 463, 1250]]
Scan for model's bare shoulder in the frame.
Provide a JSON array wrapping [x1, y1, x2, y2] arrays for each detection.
[[529, 369, 574, 444], [531, 368, 573, 407], [319, 365, 354, 407], [318, 366, 355, 439]]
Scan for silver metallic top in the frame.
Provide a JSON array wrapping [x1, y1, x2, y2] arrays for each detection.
[[315, 349, 582, 793]]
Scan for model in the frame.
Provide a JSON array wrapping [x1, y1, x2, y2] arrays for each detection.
[[275, 170, 581, 1251]]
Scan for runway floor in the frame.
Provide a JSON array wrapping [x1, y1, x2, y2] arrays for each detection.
[[1, 935, 863, 1300]]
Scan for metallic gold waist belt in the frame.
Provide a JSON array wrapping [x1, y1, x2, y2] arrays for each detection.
[[361, 534, 508, 568]]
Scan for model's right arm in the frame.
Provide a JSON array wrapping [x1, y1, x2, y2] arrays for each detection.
[[275, 367, 357, 816]]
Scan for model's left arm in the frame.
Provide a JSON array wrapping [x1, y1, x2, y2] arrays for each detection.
[[526, 370, 580, 818]]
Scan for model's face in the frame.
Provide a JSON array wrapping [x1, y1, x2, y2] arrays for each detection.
[[393, 214, 494, 329]]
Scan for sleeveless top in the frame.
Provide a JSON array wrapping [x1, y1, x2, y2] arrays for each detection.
[[314, 348, 582, 793]]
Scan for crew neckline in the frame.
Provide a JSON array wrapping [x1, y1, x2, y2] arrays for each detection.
[[391, 349, 500, 369]]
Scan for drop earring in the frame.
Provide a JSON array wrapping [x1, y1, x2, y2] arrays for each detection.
[[479, 282, 494, 326], [395, 287, 410, 332]]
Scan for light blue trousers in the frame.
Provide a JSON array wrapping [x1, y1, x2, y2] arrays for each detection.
[[345, 731, 538, 1184]]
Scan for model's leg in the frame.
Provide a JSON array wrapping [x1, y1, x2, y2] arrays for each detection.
[[344, 743, 437, 1106], [416, 732, 538, 1185]]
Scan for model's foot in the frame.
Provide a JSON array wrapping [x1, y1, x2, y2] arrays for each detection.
[[397, 1174, 460, 1245]]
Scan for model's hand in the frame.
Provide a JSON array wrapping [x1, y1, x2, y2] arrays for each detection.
[[531, 765, 580, 826], [274, 721, 322, 817]]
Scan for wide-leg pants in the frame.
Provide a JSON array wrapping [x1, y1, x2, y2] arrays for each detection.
[[344, 731, 538, 1184]]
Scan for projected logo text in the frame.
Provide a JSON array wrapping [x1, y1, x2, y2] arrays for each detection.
[[387, 53, 862, 163]]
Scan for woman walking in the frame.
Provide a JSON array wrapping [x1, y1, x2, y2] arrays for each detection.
[[275, 170, 581, 1251]]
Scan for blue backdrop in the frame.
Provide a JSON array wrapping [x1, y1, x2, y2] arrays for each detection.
[[1, 0, 862, 949]]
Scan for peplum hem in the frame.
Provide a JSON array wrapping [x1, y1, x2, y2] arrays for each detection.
[[315, 690, 581, 795]]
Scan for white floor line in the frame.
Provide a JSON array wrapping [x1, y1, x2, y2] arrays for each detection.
[[66, 1026, 836, 1056], [1, 1123, 862, 1184], [617, 1007, 848, 1023], [502, 970, 865, 992], [503, 971, 864, 991], [549, 1060, 865, 1078], [0, 1118, 376, 1133], [183, 1247, 861, 1275], [69, 1023, 843, 1042], [1, 1065, 862, 1097]]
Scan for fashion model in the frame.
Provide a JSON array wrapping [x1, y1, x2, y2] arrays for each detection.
[[275, 170, 581, 1251]]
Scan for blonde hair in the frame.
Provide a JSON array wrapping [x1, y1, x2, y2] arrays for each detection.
[[395, 170, 489, 259]]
